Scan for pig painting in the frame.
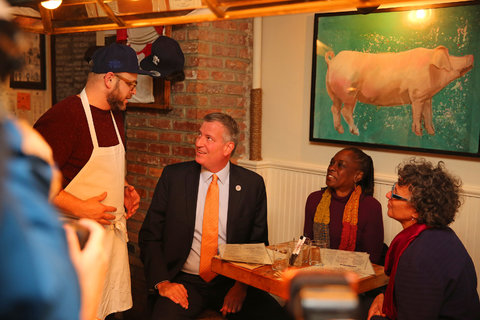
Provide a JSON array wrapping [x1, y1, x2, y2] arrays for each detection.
[[325, 46, 474, 136]]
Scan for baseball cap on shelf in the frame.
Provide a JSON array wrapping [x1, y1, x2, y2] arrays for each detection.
[[91, 43, 154, 76], [140, 36, 185, 82]]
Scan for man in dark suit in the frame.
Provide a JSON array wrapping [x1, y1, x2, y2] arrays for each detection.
[[139, 113, 287, 320]]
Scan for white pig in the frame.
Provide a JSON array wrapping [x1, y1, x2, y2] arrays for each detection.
[[324, 46, 474, 136]]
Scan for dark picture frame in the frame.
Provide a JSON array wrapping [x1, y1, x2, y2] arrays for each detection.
[[10, 32, 46, 90], [309, 2, 480, 157]]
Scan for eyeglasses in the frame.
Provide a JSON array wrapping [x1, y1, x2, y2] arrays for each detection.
[[115, 74, 137, 90], [390, 182, 409, 201]]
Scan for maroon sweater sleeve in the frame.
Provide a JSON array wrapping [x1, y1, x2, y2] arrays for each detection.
[[34, 95, 125, 188]]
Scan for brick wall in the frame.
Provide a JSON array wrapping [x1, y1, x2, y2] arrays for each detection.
[[124, 20, 253, 318], [52, 32, 96, 104]]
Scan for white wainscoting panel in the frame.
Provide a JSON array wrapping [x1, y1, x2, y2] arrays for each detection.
[[239, 159, 480, 294]]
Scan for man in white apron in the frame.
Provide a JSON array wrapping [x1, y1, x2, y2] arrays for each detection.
[[34, 43, 154, 319]]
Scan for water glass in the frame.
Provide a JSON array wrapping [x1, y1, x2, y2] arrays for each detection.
[[308, 239, 327, 266], [271, 244, 291, 272]]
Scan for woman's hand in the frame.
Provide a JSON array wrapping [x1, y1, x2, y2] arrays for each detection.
[[367, 293, 386, 320]]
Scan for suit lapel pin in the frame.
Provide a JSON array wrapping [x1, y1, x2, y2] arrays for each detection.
[[235, 185, 241, 191]]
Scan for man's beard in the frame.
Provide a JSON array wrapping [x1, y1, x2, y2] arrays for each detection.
[[107, 83, 127, 111]]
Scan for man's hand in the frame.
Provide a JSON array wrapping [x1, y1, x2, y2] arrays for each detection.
[[220, 281, 247, 317], [367, 293, 386, 320], [124, 185, 140, 219], [54, 190, 116, 225], [81, 192, 116, 224], [156, 281, 189, 309]]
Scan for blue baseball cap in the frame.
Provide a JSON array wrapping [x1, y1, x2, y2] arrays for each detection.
[[91, 43, 154, 76], [140, 36, 185, 81]]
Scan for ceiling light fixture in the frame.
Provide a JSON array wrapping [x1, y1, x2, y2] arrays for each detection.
[[40, 0, 62, 10]]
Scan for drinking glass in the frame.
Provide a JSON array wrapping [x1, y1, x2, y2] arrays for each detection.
[[271, 244, 291, 272], [308, 239, 327, 266]]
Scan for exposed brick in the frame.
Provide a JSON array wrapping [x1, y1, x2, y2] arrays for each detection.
[[224, 84, 245, 95], [172, 28, 186, 40], [173, 94, 197, 106], [172, 82, 185, 92], [173, 120, 198, 131], [186, 56, 199, 67], [197, 42, 211, 55], [239, 48, 250, 59], [212, 45, 238, 57], [197, 57, 223, 68], [129, 129, 159, 141], [181, 42, 199, 54], [187, 28, 199, 40], [148, 118, 171, 129], [159, 132, 183, 142], [126, 117, 148, 128], [212, 20, 234, 30], [173, 145, 196, 158], [210, 96, 239, 107], [198, 30, 225, 42], [126, 141, 148, 152], [127, 163, 148, 175], [148, 167, 164, 178], [185, 133, 197, 145], [226, 33, 247, 46], [196, 69, 209, 80], [211, 71, 235, 82], [136, 175, 159, 189], [225, 59, 249, 71], [187, 82, 224, 94], [148, 143, 170, 154], [136, 154, 160, 166]]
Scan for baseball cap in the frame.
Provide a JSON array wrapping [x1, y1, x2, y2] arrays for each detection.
[[140, 36, 185, 81], [91, 43, 154, 76]]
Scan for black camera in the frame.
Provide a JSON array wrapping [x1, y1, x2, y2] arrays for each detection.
[[288, 270, 359, 320]]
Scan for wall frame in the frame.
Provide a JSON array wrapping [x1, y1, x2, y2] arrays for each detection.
[[309, 2, 480, 157], [10, 32, 46, 90]]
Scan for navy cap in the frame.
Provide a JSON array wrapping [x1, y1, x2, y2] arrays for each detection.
[[140, 36, 185, 81], [91, 43, 153, 76]]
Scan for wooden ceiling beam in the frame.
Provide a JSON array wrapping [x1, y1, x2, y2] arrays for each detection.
[[94, 0, 126, 27], [38, 4, 53, 33], [203, 0, 226, 17]]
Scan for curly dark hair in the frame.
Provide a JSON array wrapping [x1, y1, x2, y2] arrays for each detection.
[[343, 147, 375, 196], [397, 158, 462, 228]]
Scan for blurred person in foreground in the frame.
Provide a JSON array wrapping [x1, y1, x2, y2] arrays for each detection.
[[368, 159, 480, 320], [139, 112, 288, 319], [0, 5, 107, 320], [304, 147, 384, 264]]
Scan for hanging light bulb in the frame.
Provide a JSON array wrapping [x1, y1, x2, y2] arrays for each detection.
[[41, 0, 62, 10]]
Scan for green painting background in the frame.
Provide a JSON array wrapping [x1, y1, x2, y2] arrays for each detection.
[[311, 4, 480, 154]]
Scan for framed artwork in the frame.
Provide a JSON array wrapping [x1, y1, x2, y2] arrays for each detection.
[[310, 2, 480, 157], [10, 33, 46, 90]]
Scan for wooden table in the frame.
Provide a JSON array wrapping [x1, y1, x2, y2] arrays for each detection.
[[211, 256, 389, 300]]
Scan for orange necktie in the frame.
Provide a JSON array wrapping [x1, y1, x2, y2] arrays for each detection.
[[199, 174, 219, 282]]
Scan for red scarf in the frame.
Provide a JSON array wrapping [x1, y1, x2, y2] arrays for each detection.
[[383, 223, 429, 319]]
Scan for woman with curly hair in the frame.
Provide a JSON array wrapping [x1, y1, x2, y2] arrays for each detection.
[[368, 158, 480, 320], [304, 147, 384, 264]]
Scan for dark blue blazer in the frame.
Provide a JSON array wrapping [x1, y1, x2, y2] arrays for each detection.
[[139, 161, 268, 290]]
